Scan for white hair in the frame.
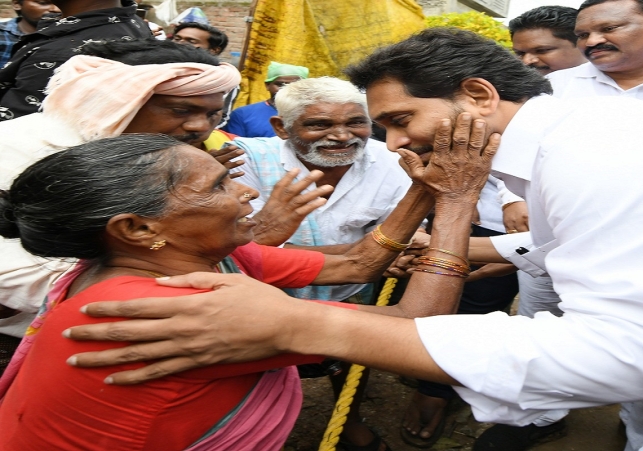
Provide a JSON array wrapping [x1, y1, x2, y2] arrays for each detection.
[[274, 77, 368, 130]]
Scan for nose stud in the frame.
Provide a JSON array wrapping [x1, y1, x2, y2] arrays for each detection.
[[243, 192, 253, 199]]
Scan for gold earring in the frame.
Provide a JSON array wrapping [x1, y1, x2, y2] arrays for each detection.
[[150, 240, 166, 251]]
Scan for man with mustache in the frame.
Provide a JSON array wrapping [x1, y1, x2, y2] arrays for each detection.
[[229, 76, 411, 451], [547, 0, 643, 96]]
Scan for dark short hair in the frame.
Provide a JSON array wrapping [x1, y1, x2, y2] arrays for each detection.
[[579, 0, 643, 13], [80, 39, 220, 66], [508, 6, 579, 44], [174, 22, 229, 53], [0, 135, 189, 260], [346, 28, 552, 103]]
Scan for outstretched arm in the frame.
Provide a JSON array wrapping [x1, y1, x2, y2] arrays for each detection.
[[66, 273, 459, 385]]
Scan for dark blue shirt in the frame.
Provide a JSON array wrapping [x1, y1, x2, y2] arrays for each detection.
[[223, 100, 278, 138]]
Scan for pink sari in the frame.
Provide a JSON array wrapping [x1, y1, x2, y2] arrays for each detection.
[[186, 366, 301, 451]]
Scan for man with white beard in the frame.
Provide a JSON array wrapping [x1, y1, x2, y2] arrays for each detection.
[[232, 76, 411, 304], [230, 76, 410, 450]]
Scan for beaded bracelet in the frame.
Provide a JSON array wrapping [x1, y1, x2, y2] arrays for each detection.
[[409, 267, 469, 278], [426, 247, 469, 266], [371, 225, 411, 252]]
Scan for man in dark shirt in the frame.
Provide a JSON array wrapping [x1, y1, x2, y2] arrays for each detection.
[[0, 0, 151, 121], [0, 0, 60, 67]]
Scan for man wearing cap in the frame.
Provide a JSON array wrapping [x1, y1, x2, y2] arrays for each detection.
[[222, 61, 309, 138]]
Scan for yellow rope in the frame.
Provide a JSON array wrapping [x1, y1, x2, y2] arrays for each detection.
[[318, 278, 399, 451]]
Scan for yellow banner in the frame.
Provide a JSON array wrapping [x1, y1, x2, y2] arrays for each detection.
[[235, 0, 425, 107]]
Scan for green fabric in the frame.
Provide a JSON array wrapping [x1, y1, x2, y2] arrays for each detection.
[[264, 61, 309, 82]]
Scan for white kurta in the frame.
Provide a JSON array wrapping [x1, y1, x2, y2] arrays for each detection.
[[0, 113, 82, 335]]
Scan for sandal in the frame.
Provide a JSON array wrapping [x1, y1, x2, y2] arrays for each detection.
[[400, 414, 445, 448], [400, 394, 449, 449]]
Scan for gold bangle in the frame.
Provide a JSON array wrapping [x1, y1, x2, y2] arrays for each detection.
[[426, 248, 469, 266], [502, 201, 522, 211], [409, 267, 468, 278], [416, 256, 471, 273], [371, 225, 411, 252]]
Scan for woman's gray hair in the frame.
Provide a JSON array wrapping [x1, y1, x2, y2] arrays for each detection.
[[0, 134, 189, 260], [274, 77, 368, 130]]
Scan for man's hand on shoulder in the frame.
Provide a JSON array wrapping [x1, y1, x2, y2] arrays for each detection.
[[64, 273, 301, 385]]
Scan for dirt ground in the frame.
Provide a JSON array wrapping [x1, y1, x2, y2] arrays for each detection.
[[285, 370, 627, 451]]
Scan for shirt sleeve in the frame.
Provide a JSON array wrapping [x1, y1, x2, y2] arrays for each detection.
[[489, 232, 545, 276], [258, 245, 325, 288], [490, 175, 525, 206]]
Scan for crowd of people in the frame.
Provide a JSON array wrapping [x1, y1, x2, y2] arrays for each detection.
[[1, 0, 643, 451]]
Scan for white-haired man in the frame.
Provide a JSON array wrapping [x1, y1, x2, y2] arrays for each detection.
[[230, 76, 411, 450]]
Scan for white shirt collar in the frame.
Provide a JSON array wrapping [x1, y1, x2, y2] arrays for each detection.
[[565, 62, 643, 92], [491, 95, 567, 182]]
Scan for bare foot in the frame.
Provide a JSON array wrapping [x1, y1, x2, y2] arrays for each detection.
[[341, 421, 388, 450], [402, 391, 449, 439]]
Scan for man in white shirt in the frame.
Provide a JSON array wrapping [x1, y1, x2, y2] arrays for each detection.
[[509, 5, 586, 76], [548, 0, 643, 96], [58, 27, 643, 451], [471, 7, 591, 448], [229, 76, 410, 450], [525, 1, 643, 448], [231, 77, 410, 303]]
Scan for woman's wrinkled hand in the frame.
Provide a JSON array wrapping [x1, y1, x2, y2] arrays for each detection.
[[251, 169, 334, 246], [397, 113, 500, 205], [208, 143, 246, 179]]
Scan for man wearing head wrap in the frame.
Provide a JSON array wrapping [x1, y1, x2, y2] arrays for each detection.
[[0, 40, 324, 372], [222, 61, 309, 138]]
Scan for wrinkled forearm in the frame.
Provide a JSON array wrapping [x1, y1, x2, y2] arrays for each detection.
[[313, 184, 435, 285], [363, 200, 477, 318]]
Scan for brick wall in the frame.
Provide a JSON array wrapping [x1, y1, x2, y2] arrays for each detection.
[[171, 1, 252, 63]]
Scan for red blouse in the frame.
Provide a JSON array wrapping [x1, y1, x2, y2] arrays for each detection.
[[0, 244, 355, 451]]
